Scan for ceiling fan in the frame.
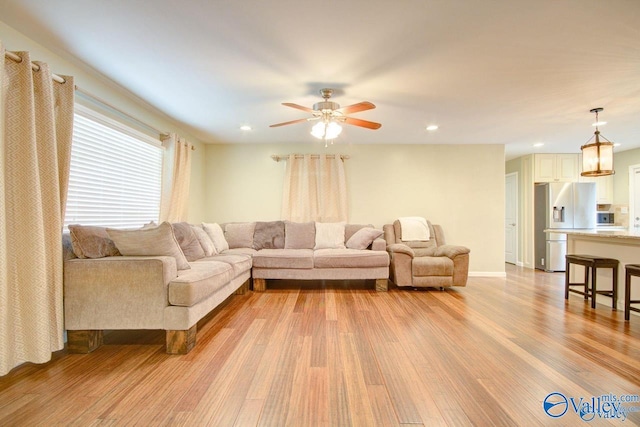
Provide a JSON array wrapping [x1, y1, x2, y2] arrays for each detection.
[[270, 88, 381, 142]]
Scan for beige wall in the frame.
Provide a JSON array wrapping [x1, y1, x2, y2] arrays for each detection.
[[613, 147, 640, 204], [204, 143, 506, 275], [1, 20, 208, 222]]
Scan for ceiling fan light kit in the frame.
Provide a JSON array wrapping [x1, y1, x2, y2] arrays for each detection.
[[580, 107, 615, 177], [270, 88, 381, 146]]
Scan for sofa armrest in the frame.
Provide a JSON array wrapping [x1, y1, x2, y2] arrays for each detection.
[[434, 245, 470, 287], [64, 256, 178, 330], [371, 237, 386, 251], [386, 243, 414, 287], [434, 244, 470, 259], [386, 243, 415, 258]]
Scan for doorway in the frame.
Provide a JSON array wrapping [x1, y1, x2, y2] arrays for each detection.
[[630, 164, 640, 229], [505, 172, 518, 264]]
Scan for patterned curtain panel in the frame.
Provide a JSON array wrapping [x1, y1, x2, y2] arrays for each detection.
[[159, 133, 193, 222], [281, 154, 348, 222], [0, 43, 74, 375]]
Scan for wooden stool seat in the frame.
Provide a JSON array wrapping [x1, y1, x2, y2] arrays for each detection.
[[625, 264, 640, 321], [565, 254, 618, 309]]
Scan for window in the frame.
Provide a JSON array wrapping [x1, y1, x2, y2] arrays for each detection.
[[64, 105, 163, 229]]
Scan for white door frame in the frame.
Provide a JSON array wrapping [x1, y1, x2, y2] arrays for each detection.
[[505, 172, 519, 265], [630, 164, 640, 229]]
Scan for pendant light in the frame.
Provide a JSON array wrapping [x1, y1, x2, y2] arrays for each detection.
[[581, 108, 615, 177]]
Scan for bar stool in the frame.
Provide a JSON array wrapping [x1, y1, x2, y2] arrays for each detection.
[[565, 255, 618, 309], [625, 264, 640, 321]]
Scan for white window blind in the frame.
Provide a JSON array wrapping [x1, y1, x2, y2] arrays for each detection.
[[64, 106, 163, 229]]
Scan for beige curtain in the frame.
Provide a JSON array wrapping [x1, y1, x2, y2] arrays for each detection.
[[0, 44, 75, 375], [281, 154, 348, 222], [159, 133, 193, 222]]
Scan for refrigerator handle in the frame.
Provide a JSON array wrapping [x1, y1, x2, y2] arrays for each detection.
[[553, 206, 565, 222]]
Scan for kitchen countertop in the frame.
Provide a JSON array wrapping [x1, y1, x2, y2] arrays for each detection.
[[545, 228, 640, 241]]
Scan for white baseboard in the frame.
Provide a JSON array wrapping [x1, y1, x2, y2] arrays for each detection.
[[468, 271, 507, 277]]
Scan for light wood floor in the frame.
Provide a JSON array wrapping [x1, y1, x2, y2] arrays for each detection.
[[1, 264, 639, 426]]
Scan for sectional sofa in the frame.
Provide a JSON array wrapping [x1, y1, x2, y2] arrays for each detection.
[[62, 220, 389, 354]]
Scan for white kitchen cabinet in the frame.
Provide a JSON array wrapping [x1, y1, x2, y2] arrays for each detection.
[[579, 174, 614, 204], [534, 154, 578, 182]]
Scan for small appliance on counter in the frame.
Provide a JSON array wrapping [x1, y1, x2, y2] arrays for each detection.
[[534, 182, 596, 272], [597, 212, 615, 225]]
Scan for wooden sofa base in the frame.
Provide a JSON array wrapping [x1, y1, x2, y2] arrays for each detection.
[[166, 325, 197, 354], [67, 330, 103, 353], [67, 327, 198, 355], [253, 277, 388, 292]]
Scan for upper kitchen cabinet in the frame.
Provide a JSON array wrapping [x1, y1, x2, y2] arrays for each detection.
[[578, 154, 614, 204], [534, 154, 579, 183]]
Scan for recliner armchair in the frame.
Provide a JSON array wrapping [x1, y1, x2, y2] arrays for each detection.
[[383, 220, 470, 288]]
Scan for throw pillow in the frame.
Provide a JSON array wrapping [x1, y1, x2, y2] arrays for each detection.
[[284, 221, 315, 249], [68, 225, 120, 258], [107, 221, 191, 270], [253, 221, 285, 250], [346, 227, 384, 250], [191, 225, 217, 256], [314, 222, 346, 249], [171, 222, 206, 262], [202, 222, 229, 253], [225, 222, 256, 249]]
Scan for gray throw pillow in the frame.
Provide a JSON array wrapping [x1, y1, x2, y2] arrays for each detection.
[[346, 227, 384, 250], [68, 224, 120, 258], [284, 221, 316, 249], [107, 221, 191, 270], [253, 221, 285, 250], [171, 222, 206, 262]]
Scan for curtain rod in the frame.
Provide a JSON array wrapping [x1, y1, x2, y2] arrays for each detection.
[[5, 50, 185, 146], [271, 154, 350, 162], [5, 50, 66, 83]]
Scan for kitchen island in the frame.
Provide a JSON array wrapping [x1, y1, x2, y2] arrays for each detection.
[[549, 228, 640, 314]]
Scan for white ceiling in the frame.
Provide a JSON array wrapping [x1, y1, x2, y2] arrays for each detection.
[[2, 0, 639, 160]]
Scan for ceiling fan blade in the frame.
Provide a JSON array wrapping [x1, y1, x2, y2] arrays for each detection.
[[344, 117, 382, 130], [336, 101, 376, 115], [269, 118, 310, 128], [282, 102, 315, 113]]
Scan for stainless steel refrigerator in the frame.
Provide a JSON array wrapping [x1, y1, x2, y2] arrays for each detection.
[[534, 182, 596, 272]]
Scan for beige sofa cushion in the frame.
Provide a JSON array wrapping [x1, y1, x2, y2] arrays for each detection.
[[169, 262, 233, 307], [202, 222, 229, 253], [412, 256, 453, 276], [171, 222, 206, 262], [346, 227, 383, 250], [314, 222, 346, 249], [191, 225, 217, 256], [107, 221, 191, 270], [284, 221, 315, 249], [197, 254, 252, 276], [253, 249, 314, 269], [344, 224, 374, 241], [313, 249, 389, 268], [68, 225, 120, 258], [225, 222, 256, 249]]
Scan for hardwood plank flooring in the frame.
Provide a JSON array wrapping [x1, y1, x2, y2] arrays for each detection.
[[1, 264, 640, 426]]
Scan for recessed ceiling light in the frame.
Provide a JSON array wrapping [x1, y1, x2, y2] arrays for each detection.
[[614, 143, 621, 147], [592, 121, 607, 126], [426, 125, 438, 131], [240, 125, 252, 131], [533, 142, 544, 147]]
